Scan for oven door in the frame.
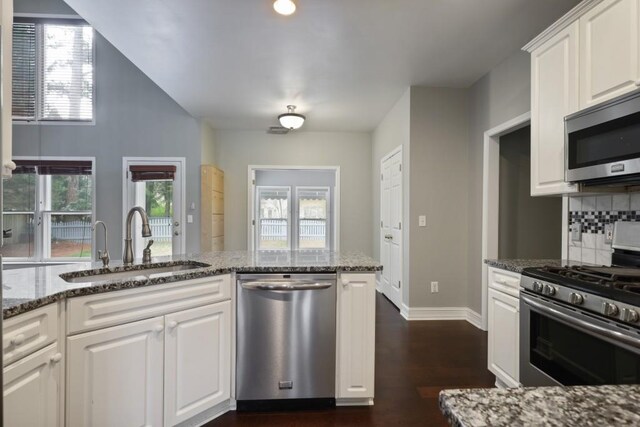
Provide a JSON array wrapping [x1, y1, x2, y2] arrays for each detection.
[[520, 291, 640, 387], [565, 89, 640, 183]]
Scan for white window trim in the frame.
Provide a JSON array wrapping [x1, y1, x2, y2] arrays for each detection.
[[122, 157, 187, 258], [4, 156, 96, 264], [255, 186, 292, 251], [294, 186, 331, 251], [12, 15, 97, 126], [247, 165, 340, 252]]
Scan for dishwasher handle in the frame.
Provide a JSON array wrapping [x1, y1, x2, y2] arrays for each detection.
[[240, 281, 333, 291]]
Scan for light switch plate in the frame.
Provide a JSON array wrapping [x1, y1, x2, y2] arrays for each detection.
[[604, 223, 614, 244], [571, 224, 582, 242], [419, 215, 426, 227]]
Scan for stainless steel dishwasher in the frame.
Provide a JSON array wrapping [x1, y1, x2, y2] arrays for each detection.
[[236, 273, 336, 410]]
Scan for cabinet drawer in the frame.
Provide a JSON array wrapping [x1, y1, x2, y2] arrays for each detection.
[[488, 267, 521, 297], [3, 303, 58, 367], [67, 275, 231, 335]]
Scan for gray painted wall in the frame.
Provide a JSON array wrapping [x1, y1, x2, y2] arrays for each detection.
[[498, 126, 562, 259], [13, 0, 204, 258], [466, 50, 532, 313], [372, 89, 411, 305], [214, 130, 373, 254], [409, 87, 470, 308]]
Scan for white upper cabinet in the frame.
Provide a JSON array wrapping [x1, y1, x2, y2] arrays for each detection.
[[579, 0, 640, 109], [530, 22, 580, 196]]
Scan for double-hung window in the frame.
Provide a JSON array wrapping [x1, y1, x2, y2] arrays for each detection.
[[255, 186, 331, 251], [2, 158, 95, 261], [13, 18, 94, 122]]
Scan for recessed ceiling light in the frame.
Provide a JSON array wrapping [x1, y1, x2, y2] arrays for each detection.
[[278, 105, 305, 130], [273, 0, 296, 16]]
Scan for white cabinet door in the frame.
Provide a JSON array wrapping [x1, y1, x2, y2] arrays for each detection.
[[164, 301, 231, 426], [487, 288, 520, 387], [336, 273, 376, 400], [530, 21, 580, 196], [67, 316, 165, 427], [580, 0, 640, 108], [3, 342, 61, 427]]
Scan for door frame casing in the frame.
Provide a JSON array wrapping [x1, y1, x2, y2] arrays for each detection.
[[379, 145, 404, 309], [122, 157, 186, 257], [480, 112, 568, 330], [247, 165, 340, 252]]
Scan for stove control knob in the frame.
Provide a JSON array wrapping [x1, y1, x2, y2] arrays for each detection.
[[602, 302, 619, 317], [532, 281, 544, 293], [569, 293, 584, 305], [542, 284, 556, 296], [621, 308, 639, 323]]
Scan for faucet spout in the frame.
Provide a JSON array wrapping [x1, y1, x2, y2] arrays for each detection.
[[123, 206, 152, 265], [93, 220, 110, 268]]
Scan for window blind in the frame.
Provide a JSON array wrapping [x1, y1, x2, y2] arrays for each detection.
[[14, 159, 92, 175], [39, 24, 94, 121], [130, 165, 177, 182], [12, 23, 37, 120]]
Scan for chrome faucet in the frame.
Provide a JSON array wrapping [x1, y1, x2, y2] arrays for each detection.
[[93, 220, 110, 268], [123, 207, 152, 265]]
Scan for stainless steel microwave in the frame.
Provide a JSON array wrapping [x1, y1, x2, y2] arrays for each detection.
[[565, 88, 640, 185]]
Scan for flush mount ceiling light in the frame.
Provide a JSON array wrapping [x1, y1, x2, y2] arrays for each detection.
[[273, 0, 296, 16], [278, 105, 306, 130]]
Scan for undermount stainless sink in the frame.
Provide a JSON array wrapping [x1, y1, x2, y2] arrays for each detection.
[[60, 261, 211, 284]]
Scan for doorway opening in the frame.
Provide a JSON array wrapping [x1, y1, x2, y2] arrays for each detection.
[[123, 157, 186, 259], [481, 112, 568, 330], [248, 166, 340, 252]]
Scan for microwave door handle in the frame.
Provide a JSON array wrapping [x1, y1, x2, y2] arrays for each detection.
[[522, 294, 640, 352], [240, 282, 333, 291]]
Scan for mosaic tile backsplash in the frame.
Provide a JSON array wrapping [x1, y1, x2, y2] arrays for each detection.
[[568, 194, 640, 265]]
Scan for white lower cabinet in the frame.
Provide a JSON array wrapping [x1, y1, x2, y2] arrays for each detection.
[[487, 287, 520, 388], [3, 342, 62, 427], [67, 316, 165, 427], [336, 273, 376, 401], [164, 301, 231, 426]]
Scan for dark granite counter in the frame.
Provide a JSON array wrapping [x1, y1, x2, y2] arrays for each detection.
[[2, 250, 381, 319], [484, 259, 564, 274], [439, 385, 640, 427]]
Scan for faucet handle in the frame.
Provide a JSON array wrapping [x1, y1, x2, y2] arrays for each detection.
[[98, 250, 103, 259], [145, 240, 154, 250]]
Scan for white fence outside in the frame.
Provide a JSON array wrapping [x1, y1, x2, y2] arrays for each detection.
[[260, 219, 326, 241], [51, 217, 172, 242]]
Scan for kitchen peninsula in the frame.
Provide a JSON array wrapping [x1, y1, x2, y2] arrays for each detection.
[[2, 250, 381, 426]]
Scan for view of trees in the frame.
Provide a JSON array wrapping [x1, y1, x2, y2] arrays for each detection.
[[144, 181, 173, 217]]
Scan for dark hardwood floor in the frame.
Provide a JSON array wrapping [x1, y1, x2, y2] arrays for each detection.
[[208, 293, 495, 426]]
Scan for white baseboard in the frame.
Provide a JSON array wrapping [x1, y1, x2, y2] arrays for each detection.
[[400, 305, 483, 330]]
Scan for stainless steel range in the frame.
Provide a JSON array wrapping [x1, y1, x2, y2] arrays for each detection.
[[520, 222, 640, 386]]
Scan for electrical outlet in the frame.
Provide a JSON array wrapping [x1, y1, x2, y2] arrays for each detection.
[[604, 223, 614, 244], [430, 281, 438, 293], [419, 215, 426, 227]]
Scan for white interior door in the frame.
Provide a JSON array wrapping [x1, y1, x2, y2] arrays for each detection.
[[124, 158, 185, 259], [380, 149, 403, 309]]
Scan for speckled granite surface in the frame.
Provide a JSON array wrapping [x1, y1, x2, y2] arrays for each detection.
[[2, 250, 381, 319], [484, 259, 565, 274], [439, 385, 640, 427]]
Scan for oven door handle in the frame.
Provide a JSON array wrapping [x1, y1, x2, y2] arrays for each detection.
[[522, 294, 640, 350], [240, 282, 333, 291]]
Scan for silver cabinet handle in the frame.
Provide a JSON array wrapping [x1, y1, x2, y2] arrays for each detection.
[[385, 234, 393, 240], [241, 282, 333, 291]]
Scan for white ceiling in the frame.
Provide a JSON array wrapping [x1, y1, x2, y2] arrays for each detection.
[[63, 0, 579, 131]]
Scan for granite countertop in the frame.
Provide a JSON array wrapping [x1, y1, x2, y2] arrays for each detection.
[[484, 259, 565, 274], [439, 385, 640, 427], [2, 250, 381, 319]]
